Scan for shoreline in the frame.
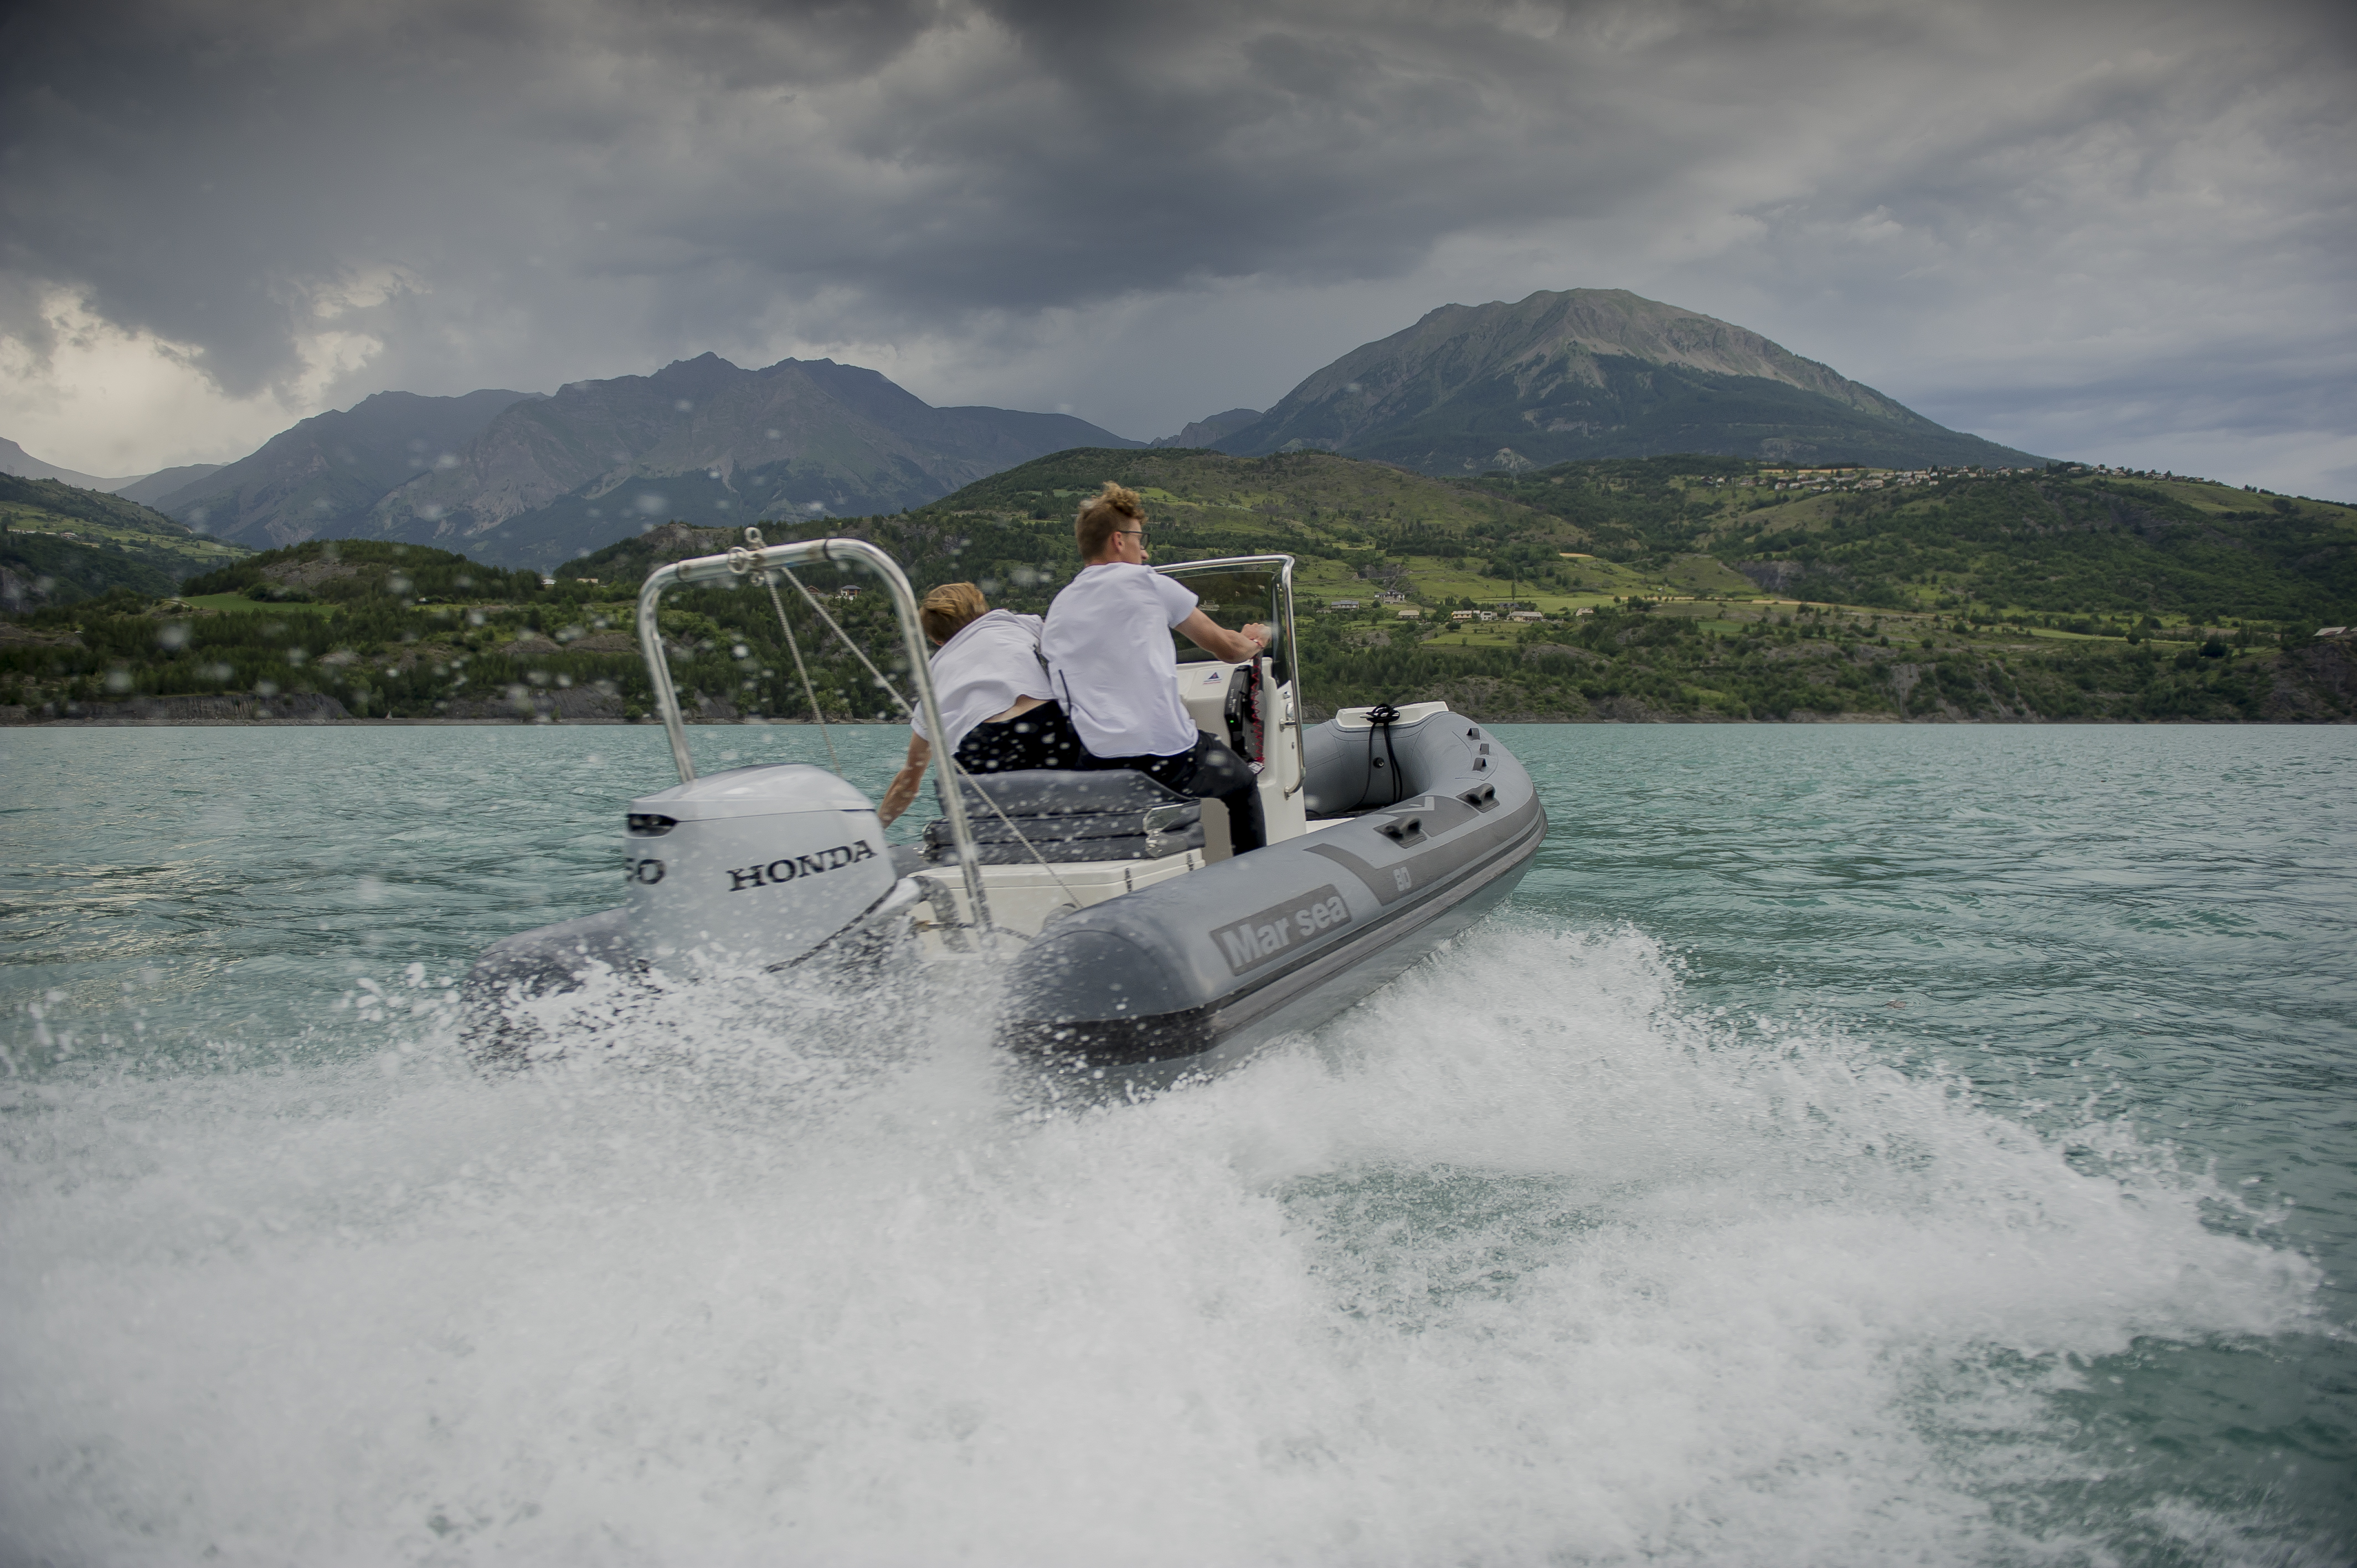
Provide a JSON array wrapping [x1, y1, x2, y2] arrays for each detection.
[[0, 714, 912, 728], [9, 638, 2352, 727], [6, 711, 2347, 729]]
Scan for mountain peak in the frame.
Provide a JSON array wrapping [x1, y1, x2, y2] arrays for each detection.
[[1216, 287, 2040, 471]]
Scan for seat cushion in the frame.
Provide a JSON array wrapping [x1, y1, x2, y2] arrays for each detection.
[[923, 829, 1204, 866], [920, 768, 1204, 863], [938, 767, 1193, 816]]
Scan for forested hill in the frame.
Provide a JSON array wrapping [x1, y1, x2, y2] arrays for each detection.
[[903, 445, 1562, 573], [554, 447, 1569, 620], [845, 446, 2354, 633], [177, 539, 548, 604], [1471, 459, 2356, 627], [8, 449, 2351, 727]]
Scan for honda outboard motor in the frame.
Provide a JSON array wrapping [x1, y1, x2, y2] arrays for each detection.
[[625, 763, 893, 972]]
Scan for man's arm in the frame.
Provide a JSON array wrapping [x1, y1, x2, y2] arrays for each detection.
[[1175, 609, 1270, 664], [877, 732, 932, 826]]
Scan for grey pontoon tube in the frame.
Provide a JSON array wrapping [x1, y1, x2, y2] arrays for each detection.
[[1155, 553, 1308, 798], [634, 536, 991, 927]]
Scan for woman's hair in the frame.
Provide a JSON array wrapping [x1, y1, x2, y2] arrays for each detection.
[[1074, 481, 1146, 561], [920, 581, 989, 644]]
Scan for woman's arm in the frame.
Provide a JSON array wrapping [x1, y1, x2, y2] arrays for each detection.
[[877, 732, 932, 826], [1175, 610, 1270, 664]]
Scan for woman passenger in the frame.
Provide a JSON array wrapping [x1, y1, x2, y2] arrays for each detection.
[[877, 582, 1079, 826]]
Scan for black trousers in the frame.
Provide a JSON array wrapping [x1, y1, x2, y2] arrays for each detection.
[[951, 701, 1087, 775], [1080, 730, 1265, 854]]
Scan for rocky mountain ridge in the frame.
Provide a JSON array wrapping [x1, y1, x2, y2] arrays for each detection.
[[369, 354, 1140, 569], [152, 389, 541, 549], [131, 356, 1137, 571]]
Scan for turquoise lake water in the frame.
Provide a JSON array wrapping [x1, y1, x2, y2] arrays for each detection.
[[3, 723, 2351, 1566]]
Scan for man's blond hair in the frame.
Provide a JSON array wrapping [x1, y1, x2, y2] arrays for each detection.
[[920, 581, 989, 644], [1074, 481, 1146, 561]]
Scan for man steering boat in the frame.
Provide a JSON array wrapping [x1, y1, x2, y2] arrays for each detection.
[[1041, 481, 1271, 853]]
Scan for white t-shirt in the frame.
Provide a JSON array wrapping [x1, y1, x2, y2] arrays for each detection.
[[1041, 564, 1201, 758], [912, 609, 1053, 752]]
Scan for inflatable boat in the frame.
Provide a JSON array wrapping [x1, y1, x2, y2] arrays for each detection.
[[465, 534, 1546, 1074]]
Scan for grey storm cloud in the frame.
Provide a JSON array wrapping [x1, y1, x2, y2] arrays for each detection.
[[3, 0, 2354, 489], [0, 0, 1708, 357]]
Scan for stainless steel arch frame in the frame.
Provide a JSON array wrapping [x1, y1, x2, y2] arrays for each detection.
[[633, 535, 989, 925], [1154, 553, 1308, 797]]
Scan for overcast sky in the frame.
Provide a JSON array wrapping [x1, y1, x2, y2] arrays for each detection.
[[4, 0, 2353, 497]]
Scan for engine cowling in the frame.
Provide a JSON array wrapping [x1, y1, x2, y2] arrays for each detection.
[[624, 763, 893, 972]]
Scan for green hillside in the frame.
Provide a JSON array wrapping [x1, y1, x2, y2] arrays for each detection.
[[555, 446, 1599, 616], [178, 537, 545, 604], [876, 447, 2353, 633], [3, 540, 626, 721], [882, 448, 2356, 723], [885, 445, 1581, 607], [1, 533, 180, 607], [1471, 458, 2357, 626], [1, 474, 248, 608], [9, 449, 2352, 726]]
